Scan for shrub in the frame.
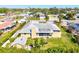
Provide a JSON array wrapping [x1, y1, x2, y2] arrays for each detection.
[[46, 47, 79, 53]]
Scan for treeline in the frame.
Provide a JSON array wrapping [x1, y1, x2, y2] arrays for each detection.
[[0, 8, 10, 13], [0, 7, 79, 14], [25, 7, 79, 14]]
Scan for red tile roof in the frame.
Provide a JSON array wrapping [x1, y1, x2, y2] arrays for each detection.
[[0, 20, 13, 30]]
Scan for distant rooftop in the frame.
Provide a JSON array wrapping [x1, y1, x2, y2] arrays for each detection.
[[0, 20, 13, 30]]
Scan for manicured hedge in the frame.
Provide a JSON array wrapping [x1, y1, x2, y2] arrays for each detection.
[[46, 47, 79, 53]]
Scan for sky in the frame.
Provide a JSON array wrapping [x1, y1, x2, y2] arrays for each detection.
[[0, 5, 79, 8]]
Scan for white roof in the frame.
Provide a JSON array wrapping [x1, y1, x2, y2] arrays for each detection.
[[0, 13, 5, 16], [18, 19, 26, 23]]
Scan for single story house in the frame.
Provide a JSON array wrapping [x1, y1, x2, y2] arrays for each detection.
[[18, 18, 26, 23], [0, 20, 16, 31], [68, 23, 79, 35], [61, 20, 72, 27], [61, 20, 79, 35], [0, 13, 6, 19], [18, 13, 29, 17], [39, 14, 45, 20], [18, 20, 61, 38], [0, 13, 6, 16], [74, 14, 79, 20], [61, 20, 79, 27], [18, 13, 33, 18], [48, 14, 59, 22]]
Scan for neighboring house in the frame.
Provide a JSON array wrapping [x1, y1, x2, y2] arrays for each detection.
[[0, 20, 16, 31], [0, 13, 6, 16], [48, 14, 59, 22], [38, 12, 45, 20], [18, 13, 33, 18], [61, 19, 79, 35], [18, 20, 61, 38], [19, 14, 28, 17], [0, 13, 6, 19], [18, 18, 26, 23], [61, 20, 79, 27], [68, 23, 79, 35], [74, 14, 79, 20], [40, 14, 45, 20], [61, 20, 72, 27]]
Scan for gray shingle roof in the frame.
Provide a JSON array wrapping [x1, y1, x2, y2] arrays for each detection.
[[19, 28, 31, 33], [34, 23, 53, 33], [19, 21, 60, 34]]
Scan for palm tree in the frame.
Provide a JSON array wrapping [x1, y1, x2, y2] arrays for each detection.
[[58, 14, 64, 27], [66, 12, 76, 20]]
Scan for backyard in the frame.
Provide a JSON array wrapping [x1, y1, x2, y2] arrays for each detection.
[[39, 25, 79, 52]]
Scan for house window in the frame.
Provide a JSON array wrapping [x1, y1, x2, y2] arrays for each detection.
[[30, 30, 32, 32], [30, 30, 32, 36], [22, 33, 26, 35], [53, 30, 60, 32], [39, 33, 51, 36], [39, 29, 51, 31]]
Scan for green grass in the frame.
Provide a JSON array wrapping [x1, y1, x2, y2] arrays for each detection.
[[0, 47, 29, 53], [41, 25, 79, 50]]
